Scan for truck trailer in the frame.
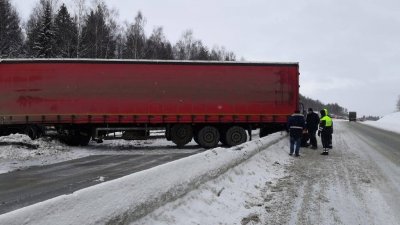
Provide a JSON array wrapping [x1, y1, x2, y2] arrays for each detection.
[[0, 59, 300, 148], [349, 112, 357, 122]]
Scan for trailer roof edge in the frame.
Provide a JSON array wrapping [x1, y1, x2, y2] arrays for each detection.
[[0, 58, 299, 66]]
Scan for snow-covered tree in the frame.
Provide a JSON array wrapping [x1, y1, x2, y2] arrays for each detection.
[[34, 1, 55, 58], [123, 11, 146, 59], [26, 0, 57, 58], [0, 0, 23, 58], [54, 4, 77, 58]]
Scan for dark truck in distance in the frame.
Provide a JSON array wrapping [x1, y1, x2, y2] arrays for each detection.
[[0, 59, 300, 149], [349, 112, 357, 122]]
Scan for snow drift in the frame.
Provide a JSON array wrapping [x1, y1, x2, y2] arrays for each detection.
[[363, 112, 400, 134]]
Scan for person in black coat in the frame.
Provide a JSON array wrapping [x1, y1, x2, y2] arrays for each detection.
[[287, 110, 305, 156], [306, 108, 320, 149]]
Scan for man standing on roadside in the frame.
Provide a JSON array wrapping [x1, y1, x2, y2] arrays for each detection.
[[306, 108, 320, 149], [287, 110, 305, 157], [318, 109, 333, 155]]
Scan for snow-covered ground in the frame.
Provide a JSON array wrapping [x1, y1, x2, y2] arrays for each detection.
[[363, 111, 400, 134], [0, 133, 201, 174], [1, 118, 399, 225], [0, 132, 286, 225]]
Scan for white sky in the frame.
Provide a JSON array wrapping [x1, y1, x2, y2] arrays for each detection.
[[12, 0, 400, 116]]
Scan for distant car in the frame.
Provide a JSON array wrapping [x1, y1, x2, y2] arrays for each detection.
[[349, 112, 357, 122]]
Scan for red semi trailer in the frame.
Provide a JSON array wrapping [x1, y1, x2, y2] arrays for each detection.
[[0, 59, 299, 148]]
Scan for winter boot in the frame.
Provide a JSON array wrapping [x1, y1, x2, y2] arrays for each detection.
[[321, 149, 329, 155]]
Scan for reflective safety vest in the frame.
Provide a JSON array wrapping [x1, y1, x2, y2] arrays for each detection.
[[321, 116, 333, 127]]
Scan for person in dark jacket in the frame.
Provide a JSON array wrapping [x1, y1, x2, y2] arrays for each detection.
[[306, 108, 320, 149], [287, 110, 305, 157], [318, 109, 333, 155], [300, 130, 310, 147]]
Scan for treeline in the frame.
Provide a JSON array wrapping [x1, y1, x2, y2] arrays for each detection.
[[0, 0, 236, 60], [300, 94, 348, 116]]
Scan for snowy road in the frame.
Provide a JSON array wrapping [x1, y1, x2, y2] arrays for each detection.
[[261, 121, 400, 225], [134, 121, 400, 225], [0, 153, 196, 215], [1, 121, 399, 224]]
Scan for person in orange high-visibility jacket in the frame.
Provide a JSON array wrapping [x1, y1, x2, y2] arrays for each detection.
[[318, 109, 333, 155]]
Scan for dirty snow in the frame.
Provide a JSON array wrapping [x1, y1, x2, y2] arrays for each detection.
[[0, 120, 399, 225], [0, 133, 201, 174], [133, 120, 400, 225], [0, 133, 285, 225], [363, 111, 400, 134], [133, 138, 290, 225]]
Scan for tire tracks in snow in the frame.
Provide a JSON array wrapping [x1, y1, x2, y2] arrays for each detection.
[[262, 121, 399, 225]]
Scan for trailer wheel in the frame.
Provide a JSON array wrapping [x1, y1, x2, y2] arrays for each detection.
[[64, 135, 80, 146], [225, 126, 247, 147], [79, 133, 91, 146], [171, 124, 193, 148], [197, 126, 220, 149], [25, 126, 38, 140], [63, 129, 91, 146]]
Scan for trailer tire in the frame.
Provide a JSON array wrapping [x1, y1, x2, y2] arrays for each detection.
[[25, 126, 38, 140], [63, 129, 90, 146], [79, 133, 91, 146], [64, 135, 80, 146], [197, 126, 220, 149], [225, 126, 247, 147], [171, 124, 193, 148]]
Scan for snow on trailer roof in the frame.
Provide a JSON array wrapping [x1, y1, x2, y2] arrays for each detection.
[[0, 58, 299, 67]]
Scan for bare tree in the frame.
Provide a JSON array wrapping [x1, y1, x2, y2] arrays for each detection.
[[144, 27, 173, 59], [80, 2, 116, 58], [73, 0, 87, 57], [173, 30, 195, 60], [123, 11, 146, 59], [210, 46, 236, 61], [173, 30, 235, 61], [397, 95, 400, 112]]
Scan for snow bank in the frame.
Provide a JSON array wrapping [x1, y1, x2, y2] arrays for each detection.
[[0, 133, 285, 225], [133, 137, 290, 225], [0, 134, 68, 161], [0, 134, 200, 174], [0, 134, 70, 173], [363, 112, 400, 134]]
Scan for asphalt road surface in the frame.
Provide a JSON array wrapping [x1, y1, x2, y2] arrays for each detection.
[[0, 153, 197, 215], [264, 121, 400, 224]]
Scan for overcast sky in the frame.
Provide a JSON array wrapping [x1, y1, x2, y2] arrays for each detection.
[[12, 0, 400, 116]]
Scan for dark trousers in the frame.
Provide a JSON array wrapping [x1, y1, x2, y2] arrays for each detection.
[[308, 129, 317, 147], [321, 131, 332, 149], [290, 136, 301, 155]]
